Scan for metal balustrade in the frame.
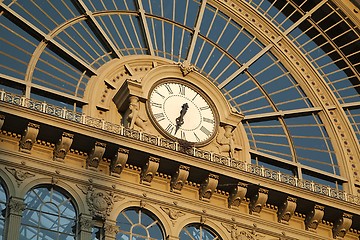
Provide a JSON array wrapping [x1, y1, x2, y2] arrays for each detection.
[[0, 89, 359, 205]]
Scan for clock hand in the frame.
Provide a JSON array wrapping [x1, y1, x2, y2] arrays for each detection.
[[175, 103, 189, 134]]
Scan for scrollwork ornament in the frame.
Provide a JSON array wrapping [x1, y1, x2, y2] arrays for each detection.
[[104, 222, 119, 236], [6, 167, 35, 187], [79, 215, 94, 232], [175, 60, 198, 76], [161, 206, 185, 226]]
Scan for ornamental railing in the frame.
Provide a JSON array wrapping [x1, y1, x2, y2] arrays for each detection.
[[0, 90, 359, 205]]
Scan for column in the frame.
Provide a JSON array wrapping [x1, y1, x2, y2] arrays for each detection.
[[77, 213, 94, 240], [4, 196, 26, 240]]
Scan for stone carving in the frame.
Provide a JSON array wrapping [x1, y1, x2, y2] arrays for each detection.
[[199, 173, 219, 201], [53, 132, 74, 162], [110, 147, 129, 177], [19, 122, 40, 153], [305, 204, 324, 231], [161, 206, 185, 226], [332, 213, 352, 238], [228, 182, 248, 208], [104, 221, 119, 237], [78, 214, 94, 232], [77, 185, 124, 219], [86, 141, 106, 171], [216, 125, 241, 158], [0, 114, 4, 129], [249, 188, 268, 215], [8, 197, 26, 215], [222, 223, 264, 240], [140, 156, 160, 185], [170, 165, 190, 193], [277, 196, 297, 224], [127, 96, 148, 131], [6, 167, 35, 187], [176, 60, 198, 76]]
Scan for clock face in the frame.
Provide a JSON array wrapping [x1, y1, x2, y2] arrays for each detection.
[[148, 80, 217, 144]]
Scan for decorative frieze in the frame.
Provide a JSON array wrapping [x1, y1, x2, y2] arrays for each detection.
[[332, 213, 352, 238], [5, 167, 35, 187], [199, 173, 219, 202], [170, 165, 190, 194], [110, 147, 129, 177], [86, 141, 106, 171], [19, 122, 40, 153], [53, 132, 74, 162], [140, 156, 160, 185], [249, 188, 268, 215], [228, 182, 248, 208], [277, 196, 297, 224], [305, 204, 324, 231]]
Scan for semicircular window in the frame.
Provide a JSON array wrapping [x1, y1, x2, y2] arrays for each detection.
[[20, 186, 77, 240], [116, 208, 164, 240], [0, 183, 6, 240], [179, 224, 220, 240]]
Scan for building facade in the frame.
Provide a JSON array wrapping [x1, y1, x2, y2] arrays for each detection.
[[0, 0, 360, 239]]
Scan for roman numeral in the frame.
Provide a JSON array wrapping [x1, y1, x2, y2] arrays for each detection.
[[154, 90, 165, 98], [181, 131, 186, 140], [179, 85, 185, 95], [203, 117, 214, 124], [200, 106, 210, 111], [154, 113, 165, 121], [200, 126, 211, 136], [165, 124, 175, 134], [165, 84, 173, 94], [192, 93, 198, 101], [150, 102, 162, 108], [193, 132, 200, 142]]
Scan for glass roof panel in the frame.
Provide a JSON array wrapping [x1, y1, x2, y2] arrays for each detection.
[[3, 0, 81, 34], [33, 48, 90, 98], [81, 0, 137, 11], [345, 108, 360, 144], [53, 20, 113, 68], [284, 114, 338, 175], [143, 0, 201, 29], [0, 15, 38, 80]]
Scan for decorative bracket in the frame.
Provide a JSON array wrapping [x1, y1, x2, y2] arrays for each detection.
[[53, 132, 74, 162], [86, 142, 106, 171], [110, 147, 129, 177], [305, 204, 324, 231], [199, 173, 219, 202], [277, 196, 297, 224], [170, 165, 190, 194], [176, 60, 198, 76], [249, 188, 268, 215], [332, 213, 352, 238], [228, 182, 248, 208], [140, 156, 160, 185], [19, 122, 40, 153], [0, 114, 4, 129]]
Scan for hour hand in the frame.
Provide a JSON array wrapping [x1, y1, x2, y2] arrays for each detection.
[[175, 103, 189, 134]]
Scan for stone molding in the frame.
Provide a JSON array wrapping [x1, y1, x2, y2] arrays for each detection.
[[19, 122, 40, 153]]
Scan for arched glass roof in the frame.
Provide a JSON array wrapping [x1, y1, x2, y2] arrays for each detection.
[[0, 0, 359, 191]]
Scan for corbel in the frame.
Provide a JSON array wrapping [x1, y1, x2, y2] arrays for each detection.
[[199, 173, 219, 202], [19, 122, 40, 153], [53, 132, 74, 162], [170, 165, 190, 194], [110, 147, 129, 177], [140, 156, 160, 185], [277, 196, 297, 224], [249, 188, 268, 215], [86, 142, 106, 171], [0, 114, 4, 129], [332, 213, 352, 238], [228, 182, 248, 208], [305, 204, 324, 231]]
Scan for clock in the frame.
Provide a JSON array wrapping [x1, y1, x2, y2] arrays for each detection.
[[148, 80, 218, 145]]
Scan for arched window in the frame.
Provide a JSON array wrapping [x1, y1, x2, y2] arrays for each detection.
[[20, 186, 77, 240], [180, 224, 220, 240], [116, 208, 164, 240], [0, 183, 6, 240]]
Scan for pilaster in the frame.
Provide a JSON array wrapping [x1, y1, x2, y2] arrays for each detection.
[[4, 196, 25, 240]]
